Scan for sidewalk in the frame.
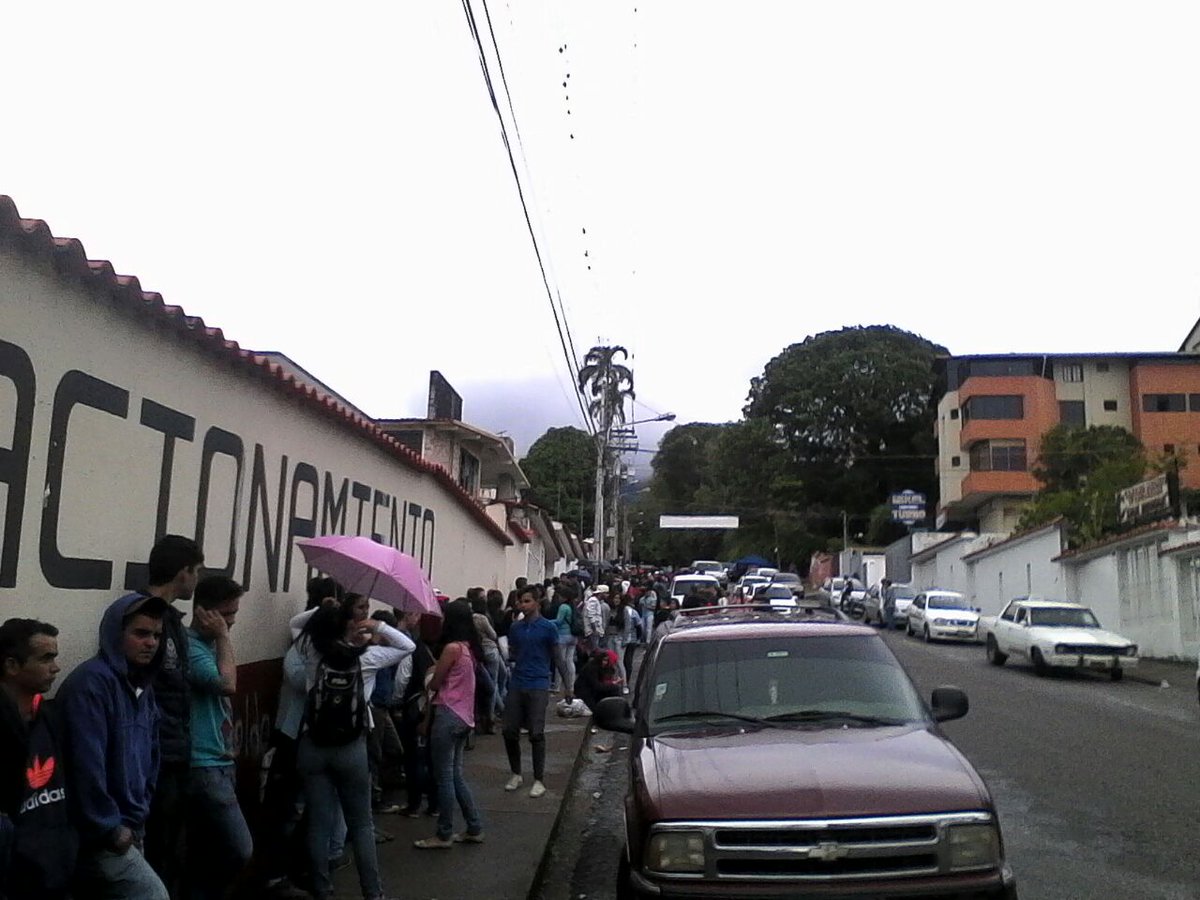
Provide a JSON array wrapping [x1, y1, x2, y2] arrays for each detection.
[[1126, 655, 1196, 688], [330, 712, 591, 900]]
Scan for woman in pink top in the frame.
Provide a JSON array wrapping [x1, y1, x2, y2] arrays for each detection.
[[414, 599, 484, 849]]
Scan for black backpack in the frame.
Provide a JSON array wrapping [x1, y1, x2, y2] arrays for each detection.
[[569, 601, 586, 638], [304, 655, 367, 747]]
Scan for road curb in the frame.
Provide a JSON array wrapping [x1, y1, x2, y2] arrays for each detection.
[[526, 717, 595, 900]]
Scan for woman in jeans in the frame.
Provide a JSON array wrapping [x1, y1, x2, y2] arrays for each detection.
[[414, 600, 484, 849], [470, 595, 503, 730], [294, 600, 414, 900], [551, 583, 577, 701]]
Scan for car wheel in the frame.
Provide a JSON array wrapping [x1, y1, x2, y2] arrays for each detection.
[[922, 624, 931, 643], [617, 847, 641, 900], [1110, 667, 1124, 682], [1031, 648, 1049, 677], [986, 636, 1008, 666]]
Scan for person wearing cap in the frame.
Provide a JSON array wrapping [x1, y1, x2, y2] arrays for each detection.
[[60, 592, 171, 899]]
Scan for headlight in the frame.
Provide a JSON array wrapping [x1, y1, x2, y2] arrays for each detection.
[[646, 831, 706, 873], [1055, 644, 1067, 655], [946, 823, 1001, 871], [1125, 644, 1138, 657], [931, 617, 946, 625]]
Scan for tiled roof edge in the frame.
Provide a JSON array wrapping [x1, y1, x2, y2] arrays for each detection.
[[0, 195, 511, 548]]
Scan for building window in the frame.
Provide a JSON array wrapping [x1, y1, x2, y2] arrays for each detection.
[[1058, 400, 1086, 428], [1059, 364, 1084, 383], [1142, 393, 1186, 413], [1103, 399, 1118, 411], [1164, 444, 1176, 453], [1096, 362, 1110, 373], [1190, 394, 1200, 412], [458, 448, 480, 493], [949, 408, 959, 420], [962, 395, 1024, 421], [951, 455, 961, 467], [969, 439, 1027, 472]]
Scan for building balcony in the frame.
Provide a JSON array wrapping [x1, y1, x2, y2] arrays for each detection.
[[961, 469, 1040, 499], [959, 418, 1041, 450]]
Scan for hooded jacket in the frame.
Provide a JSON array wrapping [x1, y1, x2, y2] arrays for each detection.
[[58, 593, 164, 845]]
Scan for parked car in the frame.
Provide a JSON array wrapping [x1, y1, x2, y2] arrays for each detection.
[[824, 576, 867, 617], [668, 574, 722, 604], [733, 575, 769, 602], [749, 566, 779, 581], [595, 610, 1018, 899], [769, 571, 805, 596], [863, 582, 918, 627], [691, 559, 729, 586], [757, 584, 800, 609], [906, 591, 980, 642], [979, 598, 1138, 680]]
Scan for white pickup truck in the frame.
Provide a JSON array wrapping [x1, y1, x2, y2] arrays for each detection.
[[979, 597, 1138, 681]]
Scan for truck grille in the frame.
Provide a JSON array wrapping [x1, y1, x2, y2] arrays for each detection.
[[649, 812, 994, 883], [1056, 644, 1127, 656]]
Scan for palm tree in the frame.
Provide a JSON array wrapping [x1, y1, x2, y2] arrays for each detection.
[[577, 345, 635, 431]]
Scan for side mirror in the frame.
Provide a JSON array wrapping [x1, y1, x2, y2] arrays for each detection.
[[974, 607, 982, 613], [930, 686, 969, 722], [594, 696, 636, 734]]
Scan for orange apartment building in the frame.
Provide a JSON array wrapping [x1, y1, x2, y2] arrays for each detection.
[[934, 351, 1200, 532]]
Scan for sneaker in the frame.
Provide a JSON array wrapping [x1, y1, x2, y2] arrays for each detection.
[[374, 828, 394, 844], [529, 780, 547, 799], [413, 836, 455, 849], [453, 831, 485, 844], [400, 805, 422, 818], [264, 877, 312, 900], [374, 803, 404, 814], [504, 774, 524, 792]]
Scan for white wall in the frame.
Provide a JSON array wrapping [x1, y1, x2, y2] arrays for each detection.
[[0, 246, 511, 674], [966, 526, 1067, 616]]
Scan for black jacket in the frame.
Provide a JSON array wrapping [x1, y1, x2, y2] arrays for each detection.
[[0, 692, 79, 898], [151, 603, 191, 766]]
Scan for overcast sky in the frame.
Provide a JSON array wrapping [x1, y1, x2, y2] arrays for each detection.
[[4, 2, 1199, 457]]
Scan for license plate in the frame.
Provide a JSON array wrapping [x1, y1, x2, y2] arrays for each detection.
[[1082, 657, 1114, 669]]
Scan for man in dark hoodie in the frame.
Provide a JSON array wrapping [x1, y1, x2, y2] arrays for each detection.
[[141, 535, 204, 899], [0, 618, 78, 900], [60, 592, 170, 899]]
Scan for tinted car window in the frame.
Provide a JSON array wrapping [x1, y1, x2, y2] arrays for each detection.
[[647, 634, 927, 730], [927, 594, 970, 610]]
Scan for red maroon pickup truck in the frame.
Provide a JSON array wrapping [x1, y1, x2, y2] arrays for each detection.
[[595, 607, 1019, 899]]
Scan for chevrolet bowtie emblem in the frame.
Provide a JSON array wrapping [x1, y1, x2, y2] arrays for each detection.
[[808, 841, 849, 861]]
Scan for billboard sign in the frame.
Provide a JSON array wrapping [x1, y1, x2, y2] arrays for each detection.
[[889, 489, 926, 524], [1118, 473, 1173, 525], [428, 370, 463, 420], [659, 515, 740, 530]]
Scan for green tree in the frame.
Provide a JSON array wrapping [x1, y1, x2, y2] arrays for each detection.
[[1018, 425, 1147, 546], [743, 325, 946, 540], [519, 426, 596, 534]]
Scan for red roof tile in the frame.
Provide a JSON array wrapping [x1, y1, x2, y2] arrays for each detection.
[[0, 195, 511, 548]]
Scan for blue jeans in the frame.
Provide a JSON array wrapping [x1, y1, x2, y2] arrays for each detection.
[[78, 845, 168, 900], [297, 734, 382, 900], [186, 765, 253, 900], [431, 707, 482, 840]]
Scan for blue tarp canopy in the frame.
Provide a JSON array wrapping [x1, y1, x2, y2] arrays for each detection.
[[731, 555, 773, 567]]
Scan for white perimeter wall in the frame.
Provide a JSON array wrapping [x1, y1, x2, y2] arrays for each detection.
[[967, 527, 1067, 615], [0, 247, 510, 674]]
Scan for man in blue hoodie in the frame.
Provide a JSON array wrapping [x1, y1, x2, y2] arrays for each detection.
[[60, 592, 169, 899]]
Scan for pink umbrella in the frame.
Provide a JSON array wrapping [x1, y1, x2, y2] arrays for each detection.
[[296, 535, 441, 617]]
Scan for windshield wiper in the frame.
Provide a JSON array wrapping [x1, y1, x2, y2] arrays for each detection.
[[654, 710, 777, 728], [763, 710, 909, 727]]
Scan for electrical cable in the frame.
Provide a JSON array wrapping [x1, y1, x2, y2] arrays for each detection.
[[461, 0, 595, 435]]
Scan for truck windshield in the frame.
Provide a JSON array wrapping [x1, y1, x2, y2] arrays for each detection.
[[647, 635, 927, 732]]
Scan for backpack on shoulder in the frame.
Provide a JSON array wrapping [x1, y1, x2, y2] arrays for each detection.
[[304, 655, 367, 747], [569, 601, 586, 638]]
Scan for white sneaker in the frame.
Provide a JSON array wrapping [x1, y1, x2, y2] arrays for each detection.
[[505, 774, 524, 792], [529, 780, 547, 799]]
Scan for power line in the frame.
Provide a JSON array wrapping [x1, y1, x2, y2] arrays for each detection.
[[461, 0, 595, 435]]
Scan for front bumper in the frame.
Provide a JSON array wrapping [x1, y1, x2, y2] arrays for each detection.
[[631, 865, 1018, 898], [927, 623, 979, 641], [1045, 651, 1138, 671]]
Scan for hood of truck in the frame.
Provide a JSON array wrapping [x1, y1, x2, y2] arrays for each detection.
[[638, 724, 990, 821]]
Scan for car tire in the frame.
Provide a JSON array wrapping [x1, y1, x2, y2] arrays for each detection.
[[1110, 667, 1124, 682], [617, 847, 641, 900], [922, 624, 932, 643], [1031, 648, 1049, 677], [986, 636, 1008, 666]]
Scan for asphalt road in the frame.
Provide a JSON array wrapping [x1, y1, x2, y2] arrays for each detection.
[[883, 629, 1200, 900], [544, 636, 1200, 900]]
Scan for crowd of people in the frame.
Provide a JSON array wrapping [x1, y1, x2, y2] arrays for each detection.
[[0, 535, 697, 900]]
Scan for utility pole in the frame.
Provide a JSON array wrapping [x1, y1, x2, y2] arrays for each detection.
[[592, 385, 609, 568]]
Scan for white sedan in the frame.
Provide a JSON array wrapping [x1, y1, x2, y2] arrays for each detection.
[[981, 599, 1137, 681], [905, 590, 980, 642]]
